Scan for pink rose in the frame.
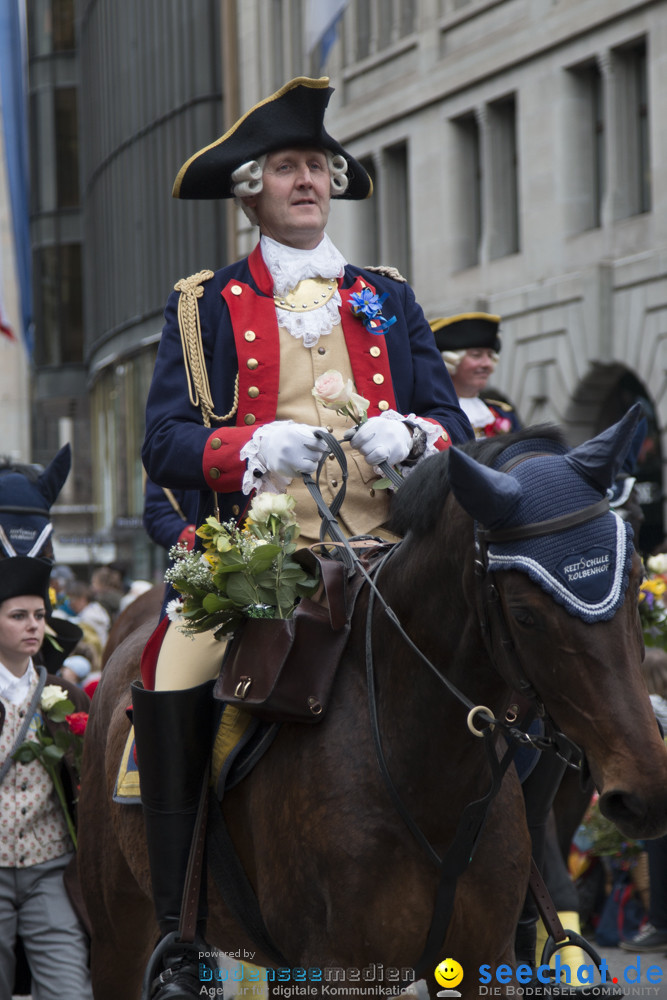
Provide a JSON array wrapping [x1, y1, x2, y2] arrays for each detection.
[[312, 370, 350, 407]]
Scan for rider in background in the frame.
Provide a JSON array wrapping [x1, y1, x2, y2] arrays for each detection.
[[139, 75, 473, 997], [142, 475, 198, 554], [430, 312, 522, 437]]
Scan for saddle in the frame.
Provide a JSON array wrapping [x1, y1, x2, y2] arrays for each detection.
[[213, 543, 388, 723]]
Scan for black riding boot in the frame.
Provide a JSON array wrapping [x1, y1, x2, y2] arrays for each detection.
[[132, 679, 219, 1000]]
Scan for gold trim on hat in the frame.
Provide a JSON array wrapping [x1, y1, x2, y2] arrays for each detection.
[[274, 276, 337, 313], [172, 76, 331, 198], [428, 312, 501, 334]]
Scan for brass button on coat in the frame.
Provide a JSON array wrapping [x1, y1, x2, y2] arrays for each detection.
[[248, 386, 260, 398], [370, 346, 381, 357], [373, 373, 384, 385], [378, 400, 389, 411], [209, 468, 221, 480], [210, 437, 222, 450], [244, 330, 256, 341], [247, 358, 259, 369], [244, 414, 256, 425], [231, 285, 243, 296]]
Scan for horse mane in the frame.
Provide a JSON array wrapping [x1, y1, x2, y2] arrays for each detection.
[[388, 423, 569, 538], [0, 457, 41, 483]]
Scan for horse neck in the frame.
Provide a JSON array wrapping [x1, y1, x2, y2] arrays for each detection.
[[366, 516, 510, 777]]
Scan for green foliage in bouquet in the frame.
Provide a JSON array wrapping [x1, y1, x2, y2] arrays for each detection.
[[579, 792, 643, 861], [165, 493, 320, 639]]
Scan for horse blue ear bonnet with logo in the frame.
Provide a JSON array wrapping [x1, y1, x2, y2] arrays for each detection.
[[448, 406, 642, 623], [0, 444, 71, 557]]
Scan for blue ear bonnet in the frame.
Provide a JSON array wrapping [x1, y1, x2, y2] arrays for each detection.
[[485, 445, 633, 622]]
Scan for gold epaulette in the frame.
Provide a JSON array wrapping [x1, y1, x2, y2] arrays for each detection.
[[484, 398, 515, 413], [174, 270, 238, 427], [363, 264, 407, 283]]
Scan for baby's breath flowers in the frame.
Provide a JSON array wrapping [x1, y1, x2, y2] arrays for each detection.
[[165, 494, 319, 639]]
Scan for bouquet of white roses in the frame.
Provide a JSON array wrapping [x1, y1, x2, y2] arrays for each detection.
[[165, 493, 320, 639]]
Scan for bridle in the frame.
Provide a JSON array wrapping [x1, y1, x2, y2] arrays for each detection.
[[305, 438, 614, 978]]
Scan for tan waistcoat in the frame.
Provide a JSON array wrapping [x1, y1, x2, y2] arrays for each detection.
[[276, 322, 391, 543]]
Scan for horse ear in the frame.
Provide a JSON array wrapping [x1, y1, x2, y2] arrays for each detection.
[[448, 446, 523, 528], [565, 403, 644, 492], [36, 443, 71, 508]]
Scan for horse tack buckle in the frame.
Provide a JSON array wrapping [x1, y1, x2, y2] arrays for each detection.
[[234, 676, 252, 699]]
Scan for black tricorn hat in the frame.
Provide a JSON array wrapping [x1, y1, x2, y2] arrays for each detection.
[[0, 556, 52, 607], [429, 313, 502, 353], [172, 76, 372, 201]]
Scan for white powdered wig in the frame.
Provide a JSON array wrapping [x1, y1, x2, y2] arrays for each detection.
[[440, 348, 499, 375]]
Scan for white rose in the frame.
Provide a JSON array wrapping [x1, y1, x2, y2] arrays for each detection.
[[312, 369, 349, 408], [41, 684, 69, 711], [647, 553, 667, 574], [248, 492, 297, 527]]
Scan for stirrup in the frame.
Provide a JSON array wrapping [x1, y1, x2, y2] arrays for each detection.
[[141, 930, 215, 1000]]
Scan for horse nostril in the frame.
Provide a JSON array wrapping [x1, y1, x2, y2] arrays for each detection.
[[599, 790, 648, 838]]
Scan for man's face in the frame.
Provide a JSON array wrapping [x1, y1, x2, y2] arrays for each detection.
[[244, 148, 331, 250], [452, 348, 498, 398]]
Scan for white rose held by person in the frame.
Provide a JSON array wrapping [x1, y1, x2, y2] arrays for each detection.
[[312, 370, 369, 426], [41, 684, 70, 711], [247, 491, 298, 529]]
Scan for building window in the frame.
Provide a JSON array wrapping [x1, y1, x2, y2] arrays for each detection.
[[55, 87, 80, 209], [614, 39, 650, 218], [452, 112, 482, 269], [33, 244, 83, 366], [27, 0, 75, 57], [487, 94, 519, 259], [350, 0, 415, 61], [569, 61, 605, 231], [352, 157, 379, 265], [382, 142, 411, 282]]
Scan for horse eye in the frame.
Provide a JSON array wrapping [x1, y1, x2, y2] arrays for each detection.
[[510, 607, 535, 627]]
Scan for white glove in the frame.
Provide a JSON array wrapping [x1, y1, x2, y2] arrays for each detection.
[[345, 417, 412, 467], [255, 421, 330, 478]]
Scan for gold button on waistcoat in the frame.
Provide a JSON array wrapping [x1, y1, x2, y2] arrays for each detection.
[[247, 358, 259, 369], [370, 346, 381, 357], [248, 386, 260, 398], [209, 468, 221, 479], [244, 414, 256, 425], [210, 437, 222, 450], [232, 505, 240, 516], [244, 330, 256, 342], [378, 400, 389, 411], [373, 374, 385, 385], [231, 285, 243, 296]]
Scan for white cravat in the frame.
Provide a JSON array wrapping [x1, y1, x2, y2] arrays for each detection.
[[260, 234, 347, 348], [458, 395, 496, 429], [0, 659, 36, 706]]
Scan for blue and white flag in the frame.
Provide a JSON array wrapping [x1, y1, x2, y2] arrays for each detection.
[[305, 0, 349, 70]]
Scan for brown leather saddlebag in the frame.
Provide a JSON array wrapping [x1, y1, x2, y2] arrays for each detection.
[[214, 551, 365, 724]]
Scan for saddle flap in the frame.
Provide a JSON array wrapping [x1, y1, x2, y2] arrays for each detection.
[[214, 603, 350, 724]]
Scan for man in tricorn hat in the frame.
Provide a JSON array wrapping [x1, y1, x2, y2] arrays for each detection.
[[430, 312, 521, 437], [139, 76, 472, 996]]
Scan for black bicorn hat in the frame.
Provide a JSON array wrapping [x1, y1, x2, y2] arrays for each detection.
[[172, 76, 372, 201], [429, 313, 502, 354], [0, 556, 52, 607]]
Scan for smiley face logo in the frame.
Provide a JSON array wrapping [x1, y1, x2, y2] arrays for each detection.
[[435, 958, 464, 990]]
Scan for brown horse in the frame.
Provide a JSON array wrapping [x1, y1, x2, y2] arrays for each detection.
[[77, 412, 667, 1000]]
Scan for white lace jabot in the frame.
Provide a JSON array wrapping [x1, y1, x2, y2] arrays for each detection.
[[260, 234, 347, 348]]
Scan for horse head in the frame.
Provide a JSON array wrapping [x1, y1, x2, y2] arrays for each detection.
[[0, 444, 71, 559], [440, 405, 667, 840]]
